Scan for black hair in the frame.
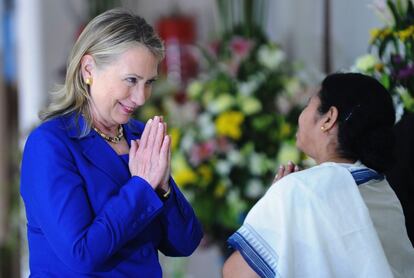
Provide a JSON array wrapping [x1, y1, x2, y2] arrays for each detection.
[[317, 72, 395, 172]]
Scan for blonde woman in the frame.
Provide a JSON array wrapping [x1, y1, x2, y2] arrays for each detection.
[[20, 9, 202, 277]]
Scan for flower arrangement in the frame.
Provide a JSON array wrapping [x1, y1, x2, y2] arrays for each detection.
[[137, 0, 306, 244], [353, 0, 414, 113]]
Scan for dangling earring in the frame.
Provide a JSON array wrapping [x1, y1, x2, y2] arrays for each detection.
[[85, 77, 93, 86]]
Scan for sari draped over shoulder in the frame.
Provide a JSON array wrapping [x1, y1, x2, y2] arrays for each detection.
[[228, 162, 414, 278]]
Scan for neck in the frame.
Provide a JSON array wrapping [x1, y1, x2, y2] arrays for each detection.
[[315, 155, 355, 165], [93, 120, 119, 137]]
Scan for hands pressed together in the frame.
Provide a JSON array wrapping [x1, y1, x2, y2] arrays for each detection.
[[128, 115, 299, 192], [129, 116, 171, 192], [273, 161, 300, 183]]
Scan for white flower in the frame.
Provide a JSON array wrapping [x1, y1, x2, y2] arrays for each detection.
[[238, 96, 262, 115], [276, 142, 300, 164], [187, 81, 204, 98], [165, 100, 199, 127], [258, 44, 286, 70], [217, 160, 232, 175], [238, 80, 258, 96], [227, 149, 244, 166], [207, 94, 235, 114], [352, 54, 379, 72], [369, 0, 394, 25], [197, 113, 216, 139], [249, 152, 268, 175], [180, 132, 196, 152], [245, 179, 265, 199]]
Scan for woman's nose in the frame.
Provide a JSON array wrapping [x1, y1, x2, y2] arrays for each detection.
[[131, 86, 146, 106]]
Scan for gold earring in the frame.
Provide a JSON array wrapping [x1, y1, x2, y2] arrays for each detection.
[[85, 77, 93, 86]]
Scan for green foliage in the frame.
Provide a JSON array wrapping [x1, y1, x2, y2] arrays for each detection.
[[353, 0, 414, 113]]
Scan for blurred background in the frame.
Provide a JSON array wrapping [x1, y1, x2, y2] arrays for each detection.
[[2, 0, 412, 277]]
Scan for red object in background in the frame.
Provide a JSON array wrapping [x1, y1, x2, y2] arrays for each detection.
[[156, 15, 198, 89]]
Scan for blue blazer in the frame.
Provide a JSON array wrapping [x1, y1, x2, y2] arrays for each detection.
[[20, 113, 203, 277]]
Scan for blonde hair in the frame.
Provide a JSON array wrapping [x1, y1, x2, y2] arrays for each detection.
[[40, 8, 165, 136]]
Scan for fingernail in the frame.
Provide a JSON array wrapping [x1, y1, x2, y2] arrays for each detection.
[[288, 161, 293, 165], [279, 165, 284, 169]]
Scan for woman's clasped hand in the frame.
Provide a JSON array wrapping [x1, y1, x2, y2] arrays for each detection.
[[129, 116, 171, 191]]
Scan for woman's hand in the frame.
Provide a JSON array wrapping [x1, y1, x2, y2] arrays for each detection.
[[273, 161, 300, 183], [129, 116, 171, 189], [158, 120, 171, 192]]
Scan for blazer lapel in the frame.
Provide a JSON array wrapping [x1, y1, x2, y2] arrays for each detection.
[[81, 136, 130, 185], [63, 113, 132, 186], [123, 120, 145, 143]]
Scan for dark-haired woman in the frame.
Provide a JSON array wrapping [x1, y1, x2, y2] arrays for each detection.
[[223, 73, 414, 278]]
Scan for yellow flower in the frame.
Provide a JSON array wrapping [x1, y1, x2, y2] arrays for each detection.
[[170, 128, 180, 151], [174, 168, 197, 187], [375, 63, 384, 72], [280, 122, 292, 138], [397, 26, 414, 41], [369, 28, 382, 42], [172, 152, 197, 187], [198, 165, 213, 184], [214, 182, 226, 198], [215, 111, 245, 140], [380, 28, 392, 39]]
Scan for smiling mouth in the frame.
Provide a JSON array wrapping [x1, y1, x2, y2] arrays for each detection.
[[119, 102, 136, 114]]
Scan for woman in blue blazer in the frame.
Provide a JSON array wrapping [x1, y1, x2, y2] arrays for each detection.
[[20, 9, 203, 277]]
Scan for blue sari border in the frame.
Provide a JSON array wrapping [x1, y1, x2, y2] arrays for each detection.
[[350, 168, 384, 185], [227, 225, 278, 278]]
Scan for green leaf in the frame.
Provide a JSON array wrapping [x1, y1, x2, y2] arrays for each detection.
[[387, 0, 401, 28]]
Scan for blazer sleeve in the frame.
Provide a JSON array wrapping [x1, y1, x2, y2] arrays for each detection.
[[157, 178, 203, 256], [20, 126, 164, 273]]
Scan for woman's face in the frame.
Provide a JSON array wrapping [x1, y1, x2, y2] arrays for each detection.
[[296, 94, 323, 158], [88, 45, 159, 128]]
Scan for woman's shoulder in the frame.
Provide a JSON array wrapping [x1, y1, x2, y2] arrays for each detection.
[[26, 113, 77, 144], [268, 162, 354, 196]]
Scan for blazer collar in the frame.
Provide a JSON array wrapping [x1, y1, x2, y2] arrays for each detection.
[[62, 112, 145, 185]]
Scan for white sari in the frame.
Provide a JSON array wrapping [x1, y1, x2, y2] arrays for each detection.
[[228, 162, 414, 277]]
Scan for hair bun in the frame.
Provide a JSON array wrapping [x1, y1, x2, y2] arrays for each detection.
[[358, 126, 395, 172]]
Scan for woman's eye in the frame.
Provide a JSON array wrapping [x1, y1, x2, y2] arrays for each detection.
[[145, 79, 156, 86], [126, 77, 137, 85]]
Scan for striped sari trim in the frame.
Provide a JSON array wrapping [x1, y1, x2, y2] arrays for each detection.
[[227, 224, 278, 278], [350, 168, 384, 185]]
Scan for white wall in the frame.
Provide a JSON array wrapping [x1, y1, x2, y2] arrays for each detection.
[[331, 0, 380, 71], [17, 0, 86, 140], [266, 0, 381, 75]]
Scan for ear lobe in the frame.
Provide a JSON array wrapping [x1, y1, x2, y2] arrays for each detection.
[[80, 54, 95, 80], [321, 106, 338, 131]]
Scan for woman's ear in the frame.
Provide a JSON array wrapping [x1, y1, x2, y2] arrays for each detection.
[[80, 54, 95, 80], [320, 106, 338, 132]]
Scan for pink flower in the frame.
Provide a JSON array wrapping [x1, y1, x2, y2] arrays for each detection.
[[207, 40, 220, 58], [230, 36, 254, 59], [216, 137, 232, 153], [190, 141, 217, 166]]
